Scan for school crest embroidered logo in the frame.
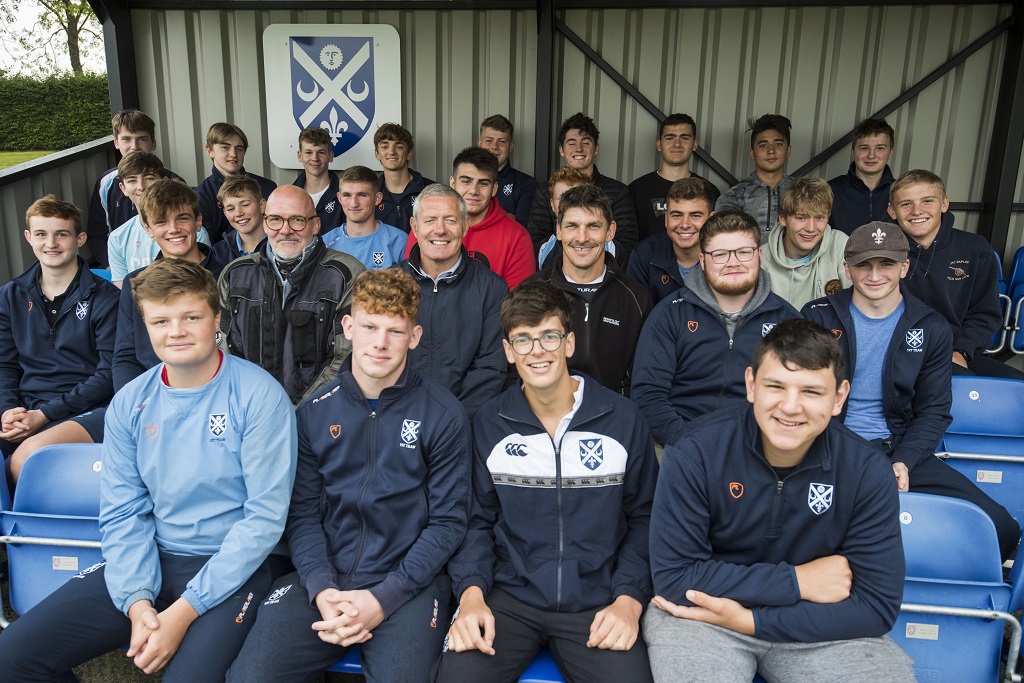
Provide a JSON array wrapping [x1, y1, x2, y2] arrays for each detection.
[[831, 329, 843, 340], [503, 183, 513, 196], [729, 482, 744, 499], [208, 413, 228, 437], [687, 320, 698, 333], [661, 274, 670, 285], [329, 424, 341, 439], [762, 323, 776, 337], [264, 584, 292, 605], [906, 329, 924, 349], [808, 483, 833, 515], [824, 278, 842, 295], [75, 301, 89, 320], [580, 438, 604, 471], [401, 419, 421, 444], [372, 251, 385, 266], [146, 425, 159, 439], [324, 200, 337, 213]]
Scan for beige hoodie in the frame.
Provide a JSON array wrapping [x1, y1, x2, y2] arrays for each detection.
[[762, 225, 851, 309]]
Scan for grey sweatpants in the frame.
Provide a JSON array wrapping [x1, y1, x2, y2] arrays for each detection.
[[644, 605, 915, 683]]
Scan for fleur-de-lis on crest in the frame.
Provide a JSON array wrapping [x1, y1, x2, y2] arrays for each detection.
[[872, 228, 885, 244], [320, 107, 348, 145]]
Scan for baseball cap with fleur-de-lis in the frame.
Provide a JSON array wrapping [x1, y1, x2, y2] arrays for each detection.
[[844, 220, 910, 265]]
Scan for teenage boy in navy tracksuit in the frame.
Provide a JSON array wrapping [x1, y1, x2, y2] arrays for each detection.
[[228, 269, 471, 683], [803, 222, 1020, 560], [645, 319, 915, 682], [631, 210, 800, 446], [0, 258, 297, 682], [435, 280, 659, 683], [0, 195, 118, 482]]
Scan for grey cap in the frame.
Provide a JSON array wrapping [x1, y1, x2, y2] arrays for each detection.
[[845, 221, 909, 266]]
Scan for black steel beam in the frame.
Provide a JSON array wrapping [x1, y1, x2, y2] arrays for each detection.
[[979, 5, 1024, 250], [90, 0, 139, 113], [131, 0, 536, 8], [792, 16, 1013, 178], [534, 0, 555, 182], [556, 0, 958, 6], [554, 17, 738, 186]]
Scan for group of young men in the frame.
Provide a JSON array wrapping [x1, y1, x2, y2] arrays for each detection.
[[0, 106, 1019, 682]]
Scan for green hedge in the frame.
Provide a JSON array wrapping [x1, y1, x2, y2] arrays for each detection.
[[0, 74, 110, 151]]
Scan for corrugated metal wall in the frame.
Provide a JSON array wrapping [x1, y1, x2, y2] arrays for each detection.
[[131, 8, 537, 187], [130, 3, 1018, 248]]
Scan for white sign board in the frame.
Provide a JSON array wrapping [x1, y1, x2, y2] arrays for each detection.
[[263, 24, 402, 170]]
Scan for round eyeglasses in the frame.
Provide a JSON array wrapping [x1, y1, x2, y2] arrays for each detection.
[[703, 247, 757, 264], [508, 332, 567, 355]]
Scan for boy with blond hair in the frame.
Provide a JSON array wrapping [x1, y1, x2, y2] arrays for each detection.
[[294, 126, 344, 232], [761, 178, 850, 309], [87, 109, 184, 267], [196, 122, 278, 243], [321, 165, 406, 270], [1, 195, 118, 481], [211, 176, 267, 264]]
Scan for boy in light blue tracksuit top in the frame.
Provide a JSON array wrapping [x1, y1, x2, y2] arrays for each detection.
[[0, 258, 297, 682], [321, 165, 407, 270]]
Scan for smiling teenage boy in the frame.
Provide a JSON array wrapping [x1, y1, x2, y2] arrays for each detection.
[[761, 178, 850, 309], [627, 177, 716, 304], [645, 319, 914, 682], [435, 280, 658, 683], [827, 118, 898, 235], [374, 123, 434, 232], [293, 126, 345, 233], [0, 196, 118, 482], [0, 258, 297, 683], [227, 268, 470, 683], [321, 165, 407, 270], [210, 175, 268, 265], [478, 115, 537, 227], [716, 114, 795, 236], [196, 122, 278, 243]]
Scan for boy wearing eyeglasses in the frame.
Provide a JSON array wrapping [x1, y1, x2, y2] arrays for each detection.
[[218, 185, 365, 404], [434, 280, 659, 683], [631, 210, 800, 446]]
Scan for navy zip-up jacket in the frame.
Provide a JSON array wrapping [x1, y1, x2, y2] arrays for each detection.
[[651, 406, 904, 643], [495, 164, 537, 228], [626, 231, 687, 304], [209, 229, 267, 267], [293, 170, 345, 233], [449, 375, 659, 612], [631, 277, 800, 445], [0, 260, 118, 421], [402, 247, 508, 419], [902, 213, 1001, 360], [196, 166, 278, 243], [802, 286, 953, 472], [377, 170, 433, 233], [288, 359, 471, 617], [827, 162, 896, 235], [113, 245, 228, 390]]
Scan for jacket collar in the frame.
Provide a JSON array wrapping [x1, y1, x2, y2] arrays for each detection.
[[741, 406, 834, 473], [404, 245, 470, 285], [844, 162, 895, 191], [336, 353, 418, 404], [496, 371, 616, 430]]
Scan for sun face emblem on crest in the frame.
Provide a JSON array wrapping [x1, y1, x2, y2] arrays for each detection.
[[320, 44, 343, 70]]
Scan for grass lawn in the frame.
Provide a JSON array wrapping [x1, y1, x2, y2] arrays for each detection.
[[0, 151, 55, 170]]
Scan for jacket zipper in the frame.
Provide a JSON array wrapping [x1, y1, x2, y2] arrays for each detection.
[[342, 408, 378, 588]]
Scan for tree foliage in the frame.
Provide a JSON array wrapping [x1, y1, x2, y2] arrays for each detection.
[[1, 0, 104, 76]]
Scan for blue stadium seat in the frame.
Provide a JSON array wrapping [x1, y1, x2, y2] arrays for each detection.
[[90, 268, 113, 282], [937, 376, 1024, 531], [0, 443, 104, 627], [327, 645, 567, 681], [892, 492, 1022, 682], [1006, 247, 1024, 299]]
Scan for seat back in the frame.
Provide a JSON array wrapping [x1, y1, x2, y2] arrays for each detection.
[[1, 443, 104, 616], [899, 492, 1003, 582], [947, 376, 1024, 438], [12, 443, 104, 516]]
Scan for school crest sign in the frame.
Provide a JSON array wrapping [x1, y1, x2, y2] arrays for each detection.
[[264, 25, 402, 169]]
